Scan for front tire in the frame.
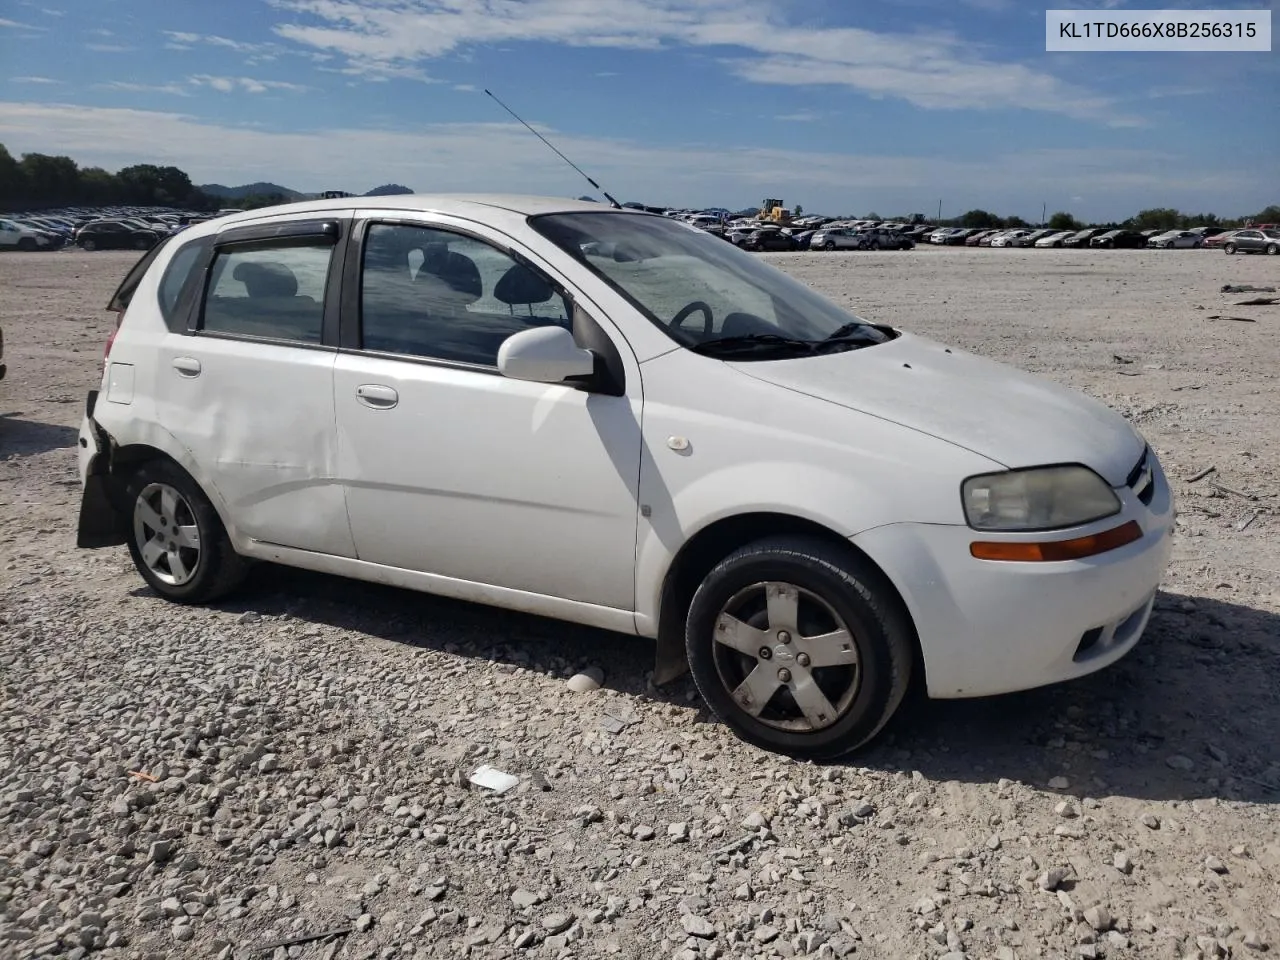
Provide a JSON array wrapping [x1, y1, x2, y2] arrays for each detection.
[[124, 460, 248, 604], [17, 237, 36, 252], [82, 238, 97, 251], [685, 536, 913, 759], [1224, 242, 1237, 254]]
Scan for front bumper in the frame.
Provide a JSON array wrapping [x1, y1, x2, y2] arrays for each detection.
[[853, 450, 1175, 699]]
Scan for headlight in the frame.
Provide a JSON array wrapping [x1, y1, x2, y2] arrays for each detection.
[[962, 465, 1121, 532]]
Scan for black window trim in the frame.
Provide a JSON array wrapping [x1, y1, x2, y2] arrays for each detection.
[[341, 216, 574, 372], [179, 216, 350, 349]]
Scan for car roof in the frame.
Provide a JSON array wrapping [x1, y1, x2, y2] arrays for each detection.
[[172, 193, 645, 245], [210, 193, 626, 227]]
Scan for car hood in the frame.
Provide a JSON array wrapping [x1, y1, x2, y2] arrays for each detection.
[[733, 332, 1144, 486]]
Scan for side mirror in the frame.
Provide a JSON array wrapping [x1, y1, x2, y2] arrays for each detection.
[[497, 325, 596, 384]]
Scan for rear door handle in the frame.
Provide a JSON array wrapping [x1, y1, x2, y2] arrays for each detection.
[[356, 384, 398, 409], [172, 357, 201, 378]]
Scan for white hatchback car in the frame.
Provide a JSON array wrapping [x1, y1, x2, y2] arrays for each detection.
[[77, 195, 1174, 758]]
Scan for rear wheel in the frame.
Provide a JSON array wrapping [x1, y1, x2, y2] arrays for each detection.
[[124, 460, 248, 604], [134, 235, 151, 250], [685, 536, 913, 759], [1267, 243, 1278, 256]]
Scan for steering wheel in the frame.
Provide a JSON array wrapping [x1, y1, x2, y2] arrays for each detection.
[[668, 300, 714, 336]]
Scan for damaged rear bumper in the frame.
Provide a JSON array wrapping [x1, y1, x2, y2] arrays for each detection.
[[77, 390, 128, 549]]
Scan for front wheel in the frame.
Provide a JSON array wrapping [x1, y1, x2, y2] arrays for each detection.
[[124, 460, 248, 604], [17, 237, 36, 252], [823, 241, 836, 251], [134, 236, 151, 250], [685, 536, 913, 759], [82, 238, 97, 251], [1224, 243, 1237, 254]]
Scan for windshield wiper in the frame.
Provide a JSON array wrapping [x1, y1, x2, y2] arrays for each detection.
[[822, 321, 880, 342], [690, 334, 817, 356]]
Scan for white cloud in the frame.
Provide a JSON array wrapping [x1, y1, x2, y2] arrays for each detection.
[[775, 111, 820, 122], [0, 17, 43, 29], [188, 75, 310, 94], [266, 0, 1137, 123], [97, 81, 191, 96], [12, 75, 61, 84], [0, 99, 1265, 220], [86, 43, 135, 52], [162, 30, 290, 62]]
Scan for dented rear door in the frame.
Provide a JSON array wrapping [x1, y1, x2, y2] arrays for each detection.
[[153, 216, 357, 557]]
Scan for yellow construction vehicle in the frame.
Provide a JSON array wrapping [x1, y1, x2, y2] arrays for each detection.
[[759, 198, 792, 223]]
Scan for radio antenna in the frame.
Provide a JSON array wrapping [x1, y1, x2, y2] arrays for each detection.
[[485, 88, 621, 209]]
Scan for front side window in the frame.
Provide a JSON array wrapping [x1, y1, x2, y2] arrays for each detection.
[[201, 241, 332, 342], [359, 223, 570, 367], [531, 211, 893, 357]]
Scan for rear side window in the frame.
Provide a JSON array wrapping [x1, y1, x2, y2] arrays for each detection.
[[158, 240, 207, 326], [106, 235, 173, 314], [201, 242, 333, 343]]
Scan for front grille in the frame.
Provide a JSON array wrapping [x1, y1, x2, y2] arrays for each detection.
[[1126, 447, 1155, 506]]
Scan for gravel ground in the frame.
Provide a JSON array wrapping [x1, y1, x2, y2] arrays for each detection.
[[1, 246, 1278, 960]]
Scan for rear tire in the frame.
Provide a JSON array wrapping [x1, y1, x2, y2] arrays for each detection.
[[134, 236, 151, 250], [685, 535, 913, 759], [1267, 244, 1278, 256], [124, 460, 248, 604]]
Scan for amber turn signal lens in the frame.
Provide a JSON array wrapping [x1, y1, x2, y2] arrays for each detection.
[[970, 520, 1143, 562]]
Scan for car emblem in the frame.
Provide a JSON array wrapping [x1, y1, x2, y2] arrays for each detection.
[[773, 645, 795, 662]]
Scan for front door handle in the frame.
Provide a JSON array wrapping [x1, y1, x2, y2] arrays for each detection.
[[356, 384, 398, 409], [172, 357, 201, 378]]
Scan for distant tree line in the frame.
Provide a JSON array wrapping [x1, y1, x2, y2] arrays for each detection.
[[0, 142, 223, 212], [4, 141, 1276, 227]]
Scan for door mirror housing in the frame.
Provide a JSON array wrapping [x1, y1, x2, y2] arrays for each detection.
[[497, 325, 596, 385]]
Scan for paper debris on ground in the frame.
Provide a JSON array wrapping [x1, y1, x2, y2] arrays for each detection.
[[469, 765, 520, 794]]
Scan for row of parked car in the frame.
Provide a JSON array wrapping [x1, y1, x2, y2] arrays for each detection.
[[668, 208, 1276, 255], [0, 205, 228, 252], [923, 225, 1264, 249]]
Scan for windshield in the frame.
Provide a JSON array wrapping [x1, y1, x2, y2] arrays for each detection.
[[529, 211, 893, 354]]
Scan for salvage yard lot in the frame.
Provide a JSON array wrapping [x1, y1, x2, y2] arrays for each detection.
[[1, 247, 1278, 959]]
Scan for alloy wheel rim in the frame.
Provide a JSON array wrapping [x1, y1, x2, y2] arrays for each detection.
[[133, 482, 201, 586], [712, 581, 861, 733]]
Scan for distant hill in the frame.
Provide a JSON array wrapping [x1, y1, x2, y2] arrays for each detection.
[[364, 183, 414, 197], [199, 182, 303, 200]]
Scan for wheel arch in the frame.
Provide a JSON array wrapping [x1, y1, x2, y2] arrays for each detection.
[[87, 433, 238, 545], [652, 510, 922, 687]]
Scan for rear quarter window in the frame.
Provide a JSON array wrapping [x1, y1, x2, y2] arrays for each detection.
[[158, 239, 210, 328]]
